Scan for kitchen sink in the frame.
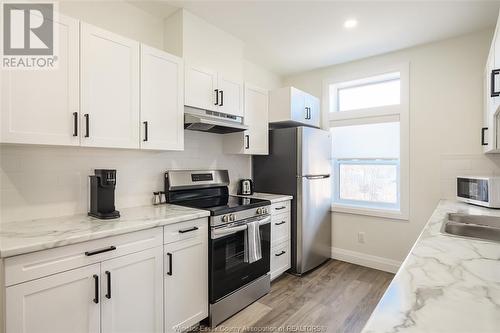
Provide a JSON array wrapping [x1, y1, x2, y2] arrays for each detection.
[[441, 213, 500, 242]]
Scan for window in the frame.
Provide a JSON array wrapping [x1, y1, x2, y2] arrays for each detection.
[[324, 64, 409, 220]]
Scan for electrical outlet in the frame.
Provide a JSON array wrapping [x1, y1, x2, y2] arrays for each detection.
[[357, 232, 366, 244]]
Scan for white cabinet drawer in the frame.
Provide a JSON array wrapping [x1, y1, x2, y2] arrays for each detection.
[[163, 218, 208, 245], [271, 212, 290, 244], [5, 227, 163, 287], [271, 201, 290, 215], [270, 240, 291, 281]]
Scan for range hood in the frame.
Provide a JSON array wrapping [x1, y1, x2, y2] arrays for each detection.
[[184, 107, 248, 134]]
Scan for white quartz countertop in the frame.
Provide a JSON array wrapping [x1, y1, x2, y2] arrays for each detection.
[[0, 204, 210, 258], [232, 192, 293, 204], [362, 200, 500, 333]]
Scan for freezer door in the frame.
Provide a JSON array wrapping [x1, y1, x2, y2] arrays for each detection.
[[295, 174, 332, 274], [297, 127, 331, 176]]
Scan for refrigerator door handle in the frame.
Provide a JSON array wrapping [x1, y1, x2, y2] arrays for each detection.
[[304, 174, 330, 179]]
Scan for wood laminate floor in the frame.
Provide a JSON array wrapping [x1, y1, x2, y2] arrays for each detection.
[[205, 259, 394, 333]]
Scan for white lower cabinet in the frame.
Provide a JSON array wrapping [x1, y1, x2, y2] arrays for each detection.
[[269, 200, 292, 281], [164, 220, 208, 333], [101, 247, 163, 333], [6, 263, 101, 333]]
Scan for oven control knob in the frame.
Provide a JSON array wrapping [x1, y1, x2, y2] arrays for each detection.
[[263, 207, 268, 214], [230, 214, 236, 221], [256, 208, 262, 215], [222, 215, 229, 222]]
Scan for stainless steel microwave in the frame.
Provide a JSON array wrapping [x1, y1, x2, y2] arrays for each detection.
[[457, 176, 500, 208]]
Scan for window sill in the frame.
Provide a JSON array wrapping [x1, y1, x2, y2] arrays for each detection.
[[331, 204, 409, 221]]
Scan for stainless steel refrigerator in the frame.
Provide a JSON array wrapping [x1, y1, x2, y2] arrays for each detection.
[[253, 126, 332, 275]]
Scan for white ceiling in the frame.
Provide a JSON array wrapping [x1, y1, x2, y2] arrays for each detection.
[[130, 1, 500, 76]]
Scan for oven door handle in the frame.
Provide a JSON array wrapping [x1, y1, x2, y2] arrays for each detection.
[[211, 216, 271, 239]]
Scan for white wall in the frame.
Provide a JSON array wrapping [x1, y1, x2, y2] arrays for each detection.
[[284, 28, 500, 270], [0, 2, 282, 224], [0, 132, 250, 223], [59, 1, 164, 49]]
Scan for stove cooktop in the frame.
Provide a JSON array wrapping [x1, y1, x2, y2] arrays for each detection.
[[177, 195, 270, 216]]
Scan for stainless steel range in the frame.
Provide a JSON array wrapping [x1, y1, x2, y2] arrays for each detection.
[[164, 170, 271, 328]]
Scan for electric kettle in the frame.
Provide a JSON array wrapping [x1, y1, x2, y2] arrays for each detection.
[[238, 179, 254, 195]]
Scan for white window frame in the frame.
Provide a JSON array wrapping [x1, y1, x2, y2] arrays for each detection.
[[323, 62, 409, 220]]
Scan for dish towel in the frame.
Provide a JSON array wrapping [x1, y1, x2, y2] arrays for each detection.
[[244, 220, 262, 263]]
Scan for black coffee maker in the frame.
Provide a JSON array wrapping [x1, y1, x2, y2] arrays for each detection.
[[88, 169, 120, 219]]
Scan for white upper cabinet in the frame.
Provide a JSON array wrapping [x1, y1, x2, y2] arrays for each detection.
[[80, 23, 140, 149], [6, 264, 101, 333], [140, 45, 184, 151], [269, 87, 321, 128], [185, 64, 218, 112], [223, 83, 269, 155], [185, 64, 243, 117], [101, 247, 163, 333], [217, 76, 244, 117], [1, 14, 80, 146], [483, 10, 500, 153]]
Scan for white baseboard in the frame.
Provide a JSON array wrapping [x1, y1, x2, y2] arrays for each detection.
[[330, 247, 401, 274]]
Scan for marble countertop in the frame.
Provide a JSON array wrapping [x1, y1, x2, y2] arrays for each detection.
[[0, 204, 210, 258], [232, 192, 293, 204], [362, 200, 500, 333]]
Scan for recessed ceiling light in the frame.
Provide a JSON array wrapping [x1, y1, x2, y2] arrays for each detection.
[[344, 19, 358, 29]]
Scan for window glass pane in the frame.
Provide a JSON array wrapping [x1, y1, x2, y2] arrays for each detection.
[[336, 79, 400, 112], [339, 162, 398, 204], [331, 122, 399, 159]]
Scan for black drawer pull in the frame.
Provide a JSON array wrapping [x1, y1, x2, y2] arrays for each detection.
[[275, 251, 286, 257], [85, 246, 116, 256], [275, 221, 286, 226], [219, 90, 224, 106], [167, 253, 173, 276], [215, 89, 219, 105], [178, 226, 199, 234], [143, 121, 148, 142], [275, 206, 286, 210], [105, 271, 111, 299], [93, 274, 99, 304]]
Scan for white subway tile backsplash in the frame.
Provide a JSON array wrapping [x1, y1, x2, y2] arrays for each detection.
[[0, 131, 251, 223]]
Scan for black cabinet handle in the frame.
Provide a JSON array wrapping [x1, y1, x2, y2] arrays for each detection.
[[308, 107, 312, 119], [93, 274, 99, 304], [143, 121, 148, 142], [491, 69, 500, 97], [85, 246, 116, 256], [482, 127, 488, 146], [219, 90, 224, 106], [245, 135, 250, 149], [275, 221, 286, 226], [178, 226, 198, 233], [167, 253, 173, 276], [215, 89, 219, 105], [105, 271, 111, 299], [275, 206, 286, 210], [73, 112, 78, 136], [84, 114, 90, 137], [275, 251, 286, 257]]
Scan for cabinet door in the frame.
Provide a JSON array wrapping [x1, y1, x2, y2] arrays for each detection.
[[218, 76, 244, 117], [141, 45, 184, 151], [164, 237, 208, 333], [101, 247, 163, 333], [245, 84, 269, 154], [81, 23, 140, 149], [484, 51, 497, 152], [305, 94, 321, 128], [1, 14, 79, 146], [6, 264, 100, 333], [185, 64, 218, 112], [290, 87, 308, 124]]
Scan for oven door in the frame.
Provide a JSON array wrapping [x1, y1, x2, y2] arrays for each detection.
[[209, 216, 271, 303]]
